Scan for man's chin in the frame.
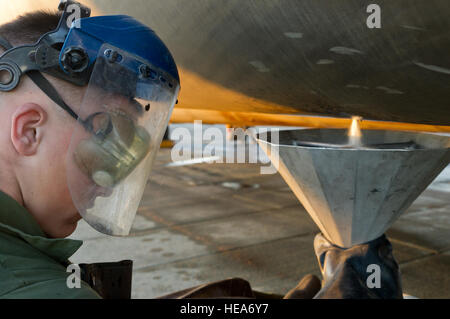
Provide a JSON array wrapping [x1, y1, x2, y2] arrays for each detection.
[[56, 213, 83, 238], [66, 210, 82, 224], [46, 221, 79, 238], [74, 211, 83, 221]]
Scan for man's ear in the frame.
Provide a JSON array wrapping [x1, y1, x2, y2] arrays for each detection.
[[11, 103, 47, 156]]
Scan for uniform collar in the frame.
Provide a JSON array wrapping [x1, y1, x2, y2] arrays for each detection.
[[0, 190, 83, 263]]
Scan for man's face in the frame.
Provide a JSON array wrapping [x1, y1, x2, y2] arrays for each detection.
[[44, 87, 145, 237], [64, 91, 128, 212]]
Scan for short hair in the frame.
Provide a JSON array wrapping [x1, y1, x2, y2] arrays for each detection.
[[0, 10, 84, 121], [0, 10, 61, 48]]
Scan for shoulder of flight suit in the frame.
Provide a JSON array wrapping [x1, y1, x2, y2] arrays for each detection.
[[0, 191, 101, 299], [0, 230, 101, 299]]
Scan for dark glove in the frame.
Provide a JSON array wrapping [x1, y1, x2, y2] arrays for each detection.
[[283, 274, 322, 299], [313, 233, 403, 299], [156, 278, 255, 299]]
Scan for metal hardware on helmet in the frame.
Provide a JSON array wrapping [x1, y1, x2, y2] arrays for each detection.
[[61, 47, 90, 74], [0, 1, 92, 92]]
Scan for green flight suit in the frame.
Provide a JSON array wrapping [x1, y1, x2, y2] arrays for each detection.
[[0, 191, 101, 299]]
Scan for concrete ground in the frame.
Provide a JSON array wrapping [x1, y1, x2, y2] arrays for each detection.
[[69, 132, 450, 299]]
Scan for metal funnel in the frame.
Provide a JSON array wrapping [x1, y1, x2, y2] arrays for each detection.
[[256, 129, 450, 248]]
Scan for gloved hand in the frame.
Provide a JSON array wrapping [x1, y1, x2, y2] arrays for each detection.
[[313, 233, 403, 299], [283, 274, 322, 299]]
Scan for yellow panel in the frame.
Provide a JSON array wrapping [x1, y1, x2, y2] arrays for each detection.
[[175, 69, 302, 115], [170, 108, 450, 133]]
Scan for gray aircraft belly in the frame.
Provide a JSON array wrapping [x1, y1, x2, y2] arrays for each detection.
[[90, 0, 450, 125]]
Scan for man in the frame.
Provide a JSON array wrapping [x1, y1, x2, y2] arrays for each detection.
[[0, 1, 180, 298]]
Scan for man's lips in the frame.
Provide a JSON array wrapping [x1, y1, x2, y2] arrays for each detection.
[[95, 185, 114, 197], [84, 185, 114, 209]]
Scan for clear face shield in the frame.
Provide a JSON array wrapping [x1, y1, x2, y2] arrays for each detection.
[[66, 45, 179, 236]]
